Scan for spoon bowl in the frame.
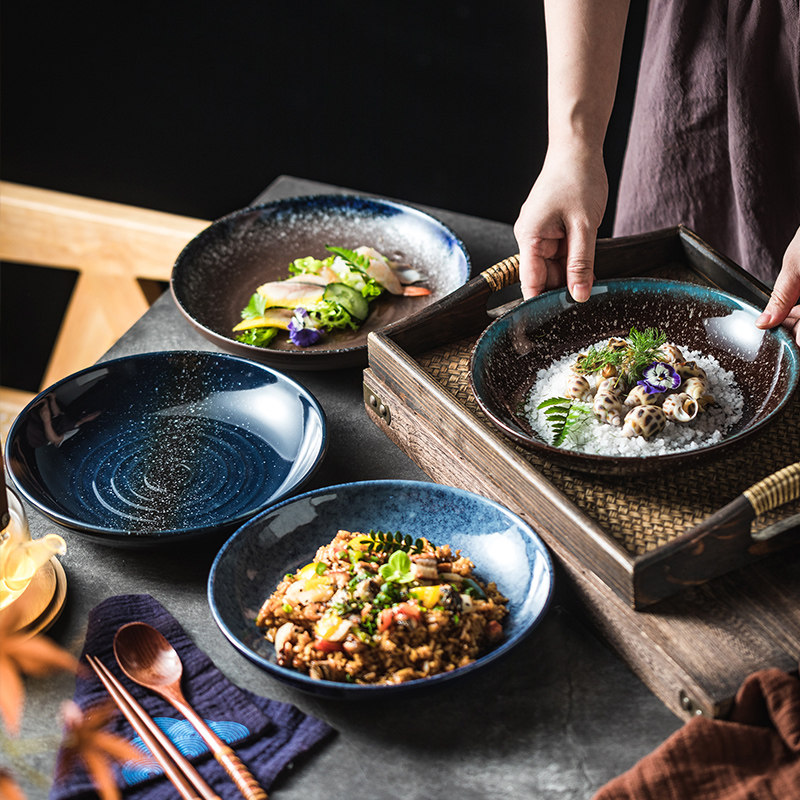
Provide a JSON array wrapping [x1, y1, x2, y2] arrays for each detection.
[[114, 622, 184, 689]]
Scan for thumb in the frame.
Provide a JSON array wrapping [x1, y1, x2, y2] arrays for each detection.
[[757, 226, 800, 329], [565, 221, 597, 303]]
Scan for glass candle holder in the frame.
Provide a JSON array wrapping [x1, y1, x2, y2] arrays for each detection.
[[0, 486, 66, 610]]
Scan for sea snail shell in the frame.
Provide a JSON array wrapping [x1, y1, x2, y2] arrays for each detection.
[[682, 376, 715, 409], [597, 377, 627, 398], [564, 374, 593, 402], [659, 342, 684, 364], [675, 360, 708, 381], [607, 338, 629, 353], [593, 390, 624, 426], [621, 405, 667, 439], [624, 384, 661, 408], [662, 392, 699, 422]]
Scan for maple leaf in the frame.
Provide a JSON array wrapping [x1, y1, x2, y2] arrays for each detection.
[[57, 701, 145, 800], [0, 605, 78, 735], [0, 768, 26, 800]]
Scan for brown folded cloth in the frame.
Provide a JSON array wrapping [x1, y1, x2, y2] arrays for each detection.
[[593, 665, 800, 799]]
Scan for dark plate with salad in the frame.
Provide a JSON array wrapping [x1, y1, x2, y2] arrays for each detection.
[[171, 195, 471, 370]]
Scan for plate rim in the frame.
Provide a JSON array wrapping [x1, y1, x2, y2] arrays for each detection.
[[469, 277, 800, 472]]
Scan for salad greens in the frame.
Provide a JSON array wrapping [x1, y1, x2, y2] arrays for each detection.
[[235, 245, 390, 348]]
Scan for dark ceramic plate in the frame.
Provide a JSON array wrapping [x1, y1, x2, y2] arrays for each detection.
[[171, 194, 471, 370], [470, 278, 800, 476], [5, 351, 327, 545], [208, 480, 554, 698]]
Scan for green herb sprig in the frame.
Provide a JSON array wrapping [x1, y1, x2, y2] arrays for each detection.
[[574, 326, 668, 384], [537, 397, 592, 447], [364, 529, 425, 555], [378, 550, 416, 584], [324, 245, 372, 273]]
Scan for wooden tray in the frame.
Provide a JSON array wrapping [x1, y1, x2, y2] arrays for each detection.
[[364, 226, 800, 719]]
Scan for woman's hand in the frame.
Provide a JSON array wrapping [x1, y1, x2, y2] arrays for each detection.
[[514, 143, 608, 301], [756, 225, 800, 345], [514, 0, 630, 301]]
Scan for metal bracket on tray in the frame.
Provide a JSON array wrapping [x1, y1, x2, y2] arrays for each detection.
[[363, 384, 391, 426]]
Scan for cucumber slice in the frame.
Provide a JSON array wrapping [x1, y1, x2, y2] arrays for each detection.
[[323, 282, 369, 321]]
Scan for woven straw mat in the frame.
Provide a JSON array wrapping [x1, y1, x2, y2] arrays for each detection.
[[417, 336, 800, 557]]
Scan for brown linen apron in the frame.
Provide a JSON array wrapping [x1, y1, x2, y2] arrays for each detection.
[[613, 0, 800, 285]]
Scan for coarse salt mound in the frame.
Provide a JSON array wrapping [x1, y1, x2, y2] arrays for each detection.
[[524, 342, 744, 457]]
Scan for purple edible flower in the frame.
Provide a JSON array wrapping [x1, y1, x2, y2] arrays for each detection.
[[288, 308, 323, 347], [637, 361, 681, 394]]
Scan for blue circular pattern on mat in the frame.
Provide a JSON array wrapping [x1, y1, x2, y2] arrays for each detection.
[[121, 717, 250, 785]]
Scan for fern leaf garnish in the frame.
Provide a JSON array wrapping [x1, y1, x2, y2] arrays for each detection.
[[537, 397, 592, 446], [325, 245, 371, 273], [364, 529, 425, 555]]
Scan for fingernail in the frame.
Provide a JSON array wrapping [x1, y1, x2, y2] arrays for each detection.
[[572, 283, 591, 303], [756, 311, 774, 328]]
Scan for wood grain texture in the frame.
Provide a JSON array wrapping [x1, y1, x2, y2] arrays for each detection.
[[367, 227, 800, 609], [0, 182, 209, 387], [364, 367, 800, 720]]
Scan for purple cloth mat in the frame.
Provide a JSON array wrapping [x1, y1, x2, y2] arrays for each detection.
[[50, 594, 334, 799]]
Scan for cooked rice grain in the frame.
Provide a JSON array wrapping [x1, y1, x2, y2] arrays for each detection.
[[256, 529, 508, 684]]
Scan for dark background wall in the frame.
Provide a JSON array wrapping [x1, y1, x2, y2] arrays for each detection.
[[0, 1, 647, 390]]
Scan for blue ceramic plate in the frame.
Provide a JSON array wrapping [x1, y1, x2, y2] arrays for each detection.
[[171, 194, 471, 370], [470, 278, 800, 476], [208, 480, 554, 698], [5, 351, 327, 545]]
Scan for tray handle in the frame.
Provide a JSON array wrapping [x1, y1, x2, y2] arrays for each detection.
[[481, 254, 520, 292], [376, 253, 522, 354], [635, 461, 800, 608], [743, 462, 800, 518]]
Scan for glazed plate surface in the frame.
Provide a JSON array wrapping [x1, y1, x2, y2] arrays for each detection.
[[470, 278, 800, 476], [208, 480, 554, 698], [5, 351, 327, 545], [171, 194, 471, 370]]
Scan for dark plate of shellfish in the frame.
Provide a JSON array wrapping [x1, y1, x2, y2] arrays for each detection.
[[469, 278, 800, 476]]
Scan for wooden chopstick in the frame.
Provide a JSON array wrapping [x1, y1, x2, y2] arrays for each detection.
[[86, 655, 222, 800]]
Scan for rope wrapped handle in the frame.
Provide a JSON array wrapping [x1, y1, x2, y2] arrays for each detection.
[[743, 462, 800, 517], [481, 254, 520, 292]]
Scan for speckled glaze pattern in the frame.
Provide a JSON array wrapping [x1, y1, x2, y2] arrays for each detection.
[[470, 278, 800, 476], [5, 351, 328, 544], [171, 195, 471, 370], [208, 479, 554, 698]]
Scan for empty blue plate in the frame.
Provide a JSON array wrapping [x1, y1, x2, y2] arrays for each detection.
[[5, 351, 327, 545], [208, 480, 554, 698]]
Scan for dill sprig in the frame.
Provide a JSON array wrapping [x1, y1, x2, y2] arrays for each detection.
[[573, 326, 667, 384]]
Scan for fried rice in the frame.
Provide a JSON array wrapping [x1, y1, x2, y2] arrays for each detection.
[[255, 529, 508, 684]]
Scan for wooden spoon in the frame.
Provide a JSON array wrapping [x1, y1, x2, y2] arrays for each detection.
[[113, 622, 267, 800]]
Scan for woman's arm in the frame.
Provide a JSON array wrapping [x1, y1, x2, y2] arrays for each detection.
[[514, 0, 631, 300]]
